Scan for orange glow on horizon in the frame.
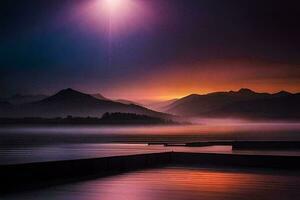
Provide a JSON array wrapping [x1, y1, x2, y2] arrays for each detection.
[[99, 59, 300, 101], [102, 84, 300, 102]]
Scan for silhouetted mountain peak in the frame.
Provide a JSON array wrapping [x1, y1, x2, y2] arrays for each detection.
[[55, 88, 88, 97], [184, 94, 200, 99], [237, 88, 255, 94], [166, 88, 300, 119], [274, 91, 292, 97], [0, 88, 171, 119], [57, 88, 78, 95], [40, 88, 97, 104]]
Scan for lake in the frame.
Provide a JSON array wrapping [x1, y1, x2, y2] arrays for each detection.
[[2, 121, 300, 200], [4, 167, 300, 200], [2, 122, 300, 145], [1, 121, 300, 165]]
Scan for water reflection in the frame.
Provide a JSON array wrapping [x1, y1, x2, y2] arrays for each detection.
[[2, 122, 300, 136], [1, 122, 300, 165], [1, 123, 300, 147], [2, 143, 300, 165], [5, 167, 300, 200], [0, 144, 233, 165]]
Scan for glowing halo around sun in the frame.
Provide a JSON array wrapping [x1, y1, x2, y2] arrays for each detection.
[[79, 0, 152, 36], [103, 0, 125, 14], [72, 0, 158, 39], [99, 0, 135, 25]]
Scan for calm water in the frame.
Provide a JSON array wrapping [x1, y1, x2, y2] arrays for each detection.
[[1, 122, 300, 165], [3, 143, 300, 165], [2, 122, 300, 145], [2, 123, 300, 199], [4, 167, 300, 200]]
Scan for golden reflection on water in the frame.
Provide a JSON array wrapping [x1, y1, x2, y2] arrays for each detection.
[[87, 168, 300, 200], [9, 167, 300, 200]]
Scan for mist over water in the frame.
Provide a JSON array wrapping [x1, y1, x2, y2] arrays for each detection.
[[1, 119, 300, 144], [1, 119, 300, 165], [2, 120, 300, 199]]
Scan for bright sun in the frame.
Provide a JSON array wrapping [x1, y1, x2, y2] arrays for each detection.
[[83, 0, 153, 36], [104, 0, 124, 12], [103, 0, 124, 13]]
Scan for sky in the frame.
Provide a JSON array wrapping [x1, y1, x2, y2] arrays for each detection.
[[1, 0, 300, 100]]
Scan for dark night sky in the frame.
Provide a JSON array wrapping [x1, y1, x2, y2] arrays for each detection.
[[1, 0, 300, 100]]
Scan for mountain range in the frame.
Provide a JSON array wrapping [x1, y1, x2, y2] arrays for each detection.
[[164, 89, 300, 119], [1, 88, 299, 120], [0, 89, 170, 118]]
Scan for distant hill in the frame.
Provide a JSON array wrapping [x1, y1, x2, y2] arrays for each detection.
[[91, 94, 142, 106], [1, 94, 48, 105], [165, 88, 300, 119], [114, 99, 142, 106], [91, 93, 110, 101], [144, 99, 178, 111], [0, 88, 170, 119]]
